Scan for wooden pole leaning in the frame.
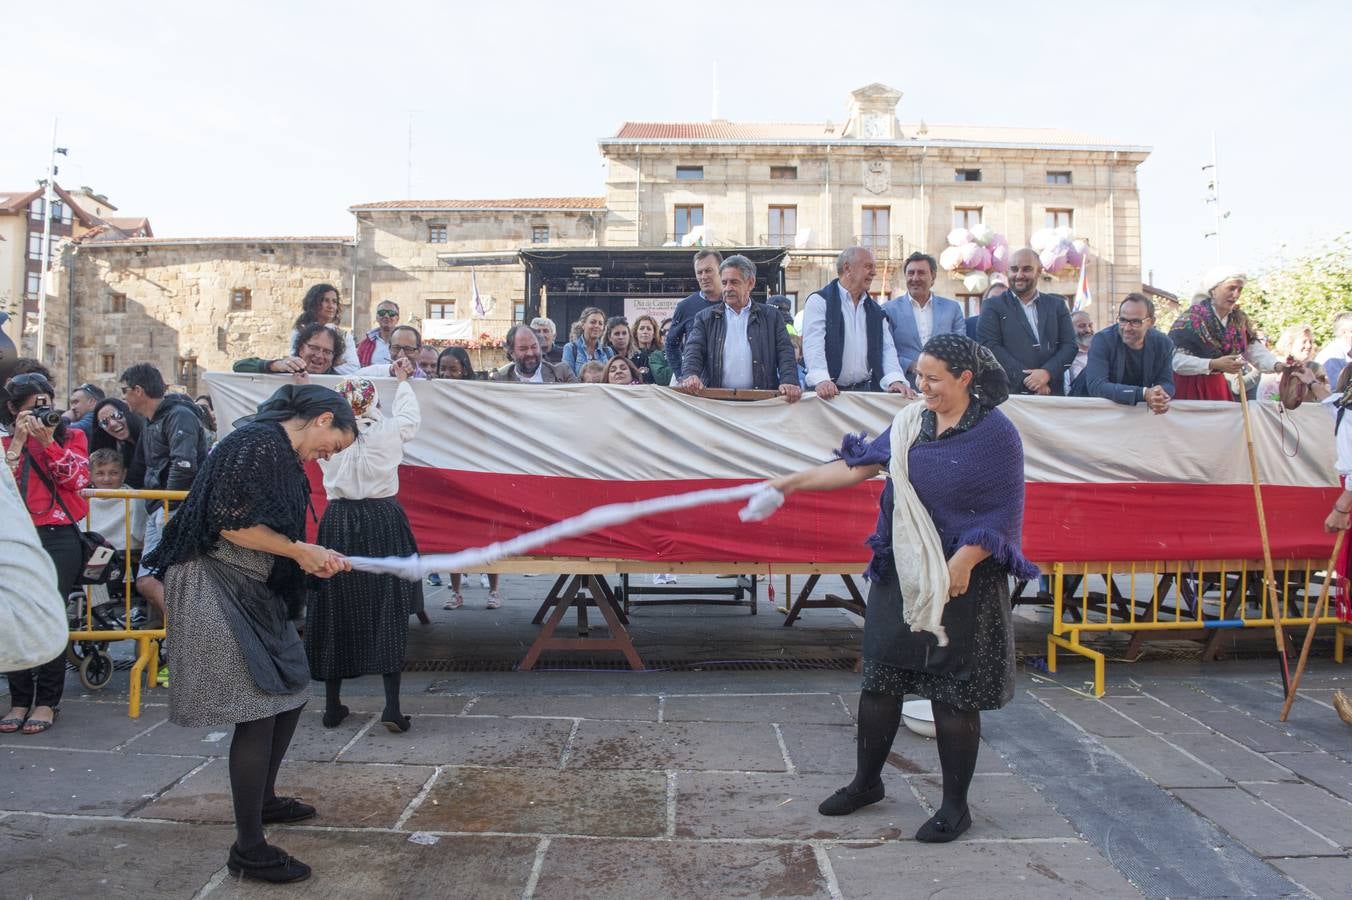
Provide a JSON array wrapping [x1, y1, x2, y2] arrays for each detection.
[[1280, 531, 1346, 721], [1235, 375, 1292, 694]]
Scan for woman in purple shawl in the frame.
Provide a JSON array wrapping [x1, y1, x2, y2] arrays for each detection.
[[769, 333, 1037, 843]]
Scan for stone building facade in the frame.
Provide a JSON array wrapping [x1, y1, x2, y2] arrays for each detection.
[[30, 82, 1148, 393]]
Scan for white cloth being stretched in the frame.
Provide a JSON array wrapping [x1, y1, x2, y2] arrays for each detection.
[[888, 402, 951, 645], [347, 482, 785, 580]]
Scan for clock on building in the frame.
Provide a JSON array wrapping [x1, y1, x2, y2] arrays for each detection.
[[862, 114, 887, 138]]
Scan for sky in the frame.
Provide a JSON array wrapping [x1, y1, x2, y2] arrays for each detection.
[[2, 0, 1347, 293]]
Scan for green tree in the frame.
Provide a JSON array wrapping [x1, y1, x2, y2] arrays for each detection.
[[1243, 233, 1352, 346]]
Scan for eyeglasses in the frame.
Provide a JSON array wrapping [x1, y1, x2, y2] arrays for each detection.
[[76, 382, 98, 395], [1117, 316, 1150, 327], [376, 309, 399, 319], [389, 344, 419, 356], [98, 410, 125, 428], [301, 342, 335, 359]]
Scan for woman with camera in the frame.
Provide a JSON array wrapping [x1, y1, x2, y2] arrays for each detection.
[[1, 373, 91, 736]]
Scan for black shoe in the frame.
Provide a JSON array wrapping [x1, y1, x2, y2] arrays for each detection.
[[381, 714, 412, 733], [818, 782, 885, 816], [227, 842, 312, 883], [915, 808, 972, 843], [321, 705, 349, 728], [261, 796, 317, 824]]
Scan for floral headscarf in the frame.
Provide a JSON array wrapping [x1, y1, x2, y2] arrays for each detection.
[[334, 377, 378, 419]]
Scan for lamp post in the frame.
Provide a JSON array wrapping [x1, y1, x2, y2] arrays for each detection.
[[35, 119, 68, 363]]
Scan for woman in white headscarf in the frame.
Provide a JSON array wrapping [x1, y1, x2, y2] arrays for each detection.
[[1168, 266, 1280, 400]]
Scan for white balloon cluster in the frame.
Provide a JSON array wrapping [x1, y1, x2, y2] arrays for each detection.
[[939, 225, 1009, 290], [1029, 227, 1089, 276]]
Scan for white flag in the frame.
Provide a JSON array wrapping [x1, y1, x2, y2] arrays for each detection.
[[1073, 253, 1093, 312], [471, 268, 486, 317]]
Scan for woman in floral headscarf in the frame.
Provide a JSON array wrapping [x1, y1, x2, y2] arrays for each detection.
[[305, 366, 423, 734], [1169, 266, 1281, 400]]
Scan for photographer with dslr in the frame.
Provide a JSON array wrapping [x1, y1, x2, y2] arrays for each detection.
[[2, 372, 91, 736]]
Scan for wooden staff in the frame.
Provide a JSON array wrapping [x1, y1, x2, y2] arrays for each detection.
[[1280, 531, 1345, 721], [1235, 375, 1292, 694]]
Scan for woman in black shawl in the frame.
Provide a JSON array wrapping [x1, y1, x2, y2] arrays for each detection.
[[143, 384, 357, 884], [90, 397, 147, 489]]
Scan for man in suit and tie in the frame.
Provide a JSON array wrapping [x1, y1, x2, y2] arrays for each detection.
[[978, 248, 1077, 395], [490, 325, 578, 383], [882, 252, 966, 386], [1083, 293, 1173, 413]]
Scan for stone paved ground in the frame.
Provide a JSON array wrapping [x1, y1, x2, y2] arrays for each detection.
[[1, 575, 1350, 898]]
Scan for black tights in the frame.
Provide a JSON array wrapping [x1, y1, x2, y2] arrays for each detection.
[[229, 704, 305, 850], [324, 672, 404, 723], [849, 690, 981, 820]]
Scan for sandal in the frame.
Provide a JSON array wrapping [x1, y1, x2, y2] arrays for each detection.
[[442, 591, 464, 610], [0, 714, 27, 734], [227, 842, 311, 884], [261, 796, 317, 824], [20, 707, 57, 735]]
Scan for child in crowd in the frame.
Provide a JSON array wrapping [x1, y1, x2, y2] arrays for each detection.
[[84, 448, 147, 608], [579, 361, 607, 383]]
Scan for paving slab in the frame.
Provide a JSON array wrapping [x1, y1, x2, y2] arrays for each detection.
[[122, 708, 366, 762], [137, 758, 433, 829], [1035, 695, 1144, 737], [1267, 751, 1352, 802], [1240, 781, 1352, 847], [565, 720, 781, 772], [1097, 735, 1230, 788], [1271, 855, 1352, 900], [339, 715, 572, 767], [324, 691, 477, 716], [403, 766, 665, 837], [0, 813, 231, 899], [1101, 694, 1212, 734], [1172, 787, 1342, 857], [534, 837, 828, 900], [0, 700, 169, 752], [0, 746, 203, 816], [827, 839, 1140, 899], [1187, 708, 1315, 754], [778, 723, 1006, 776], [909, 773, 1079, 840], [1136, 683, 1230, 717], [207, 830, 539, 900], [662, 693, 853, 725], [1164, 732, 1297, 783], [675, 771, 917, 841], [467, 693, 659, 721]]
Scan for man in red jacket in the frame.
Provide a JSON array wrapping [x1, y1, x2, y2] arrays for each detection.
[[357, 301, 400, 366]]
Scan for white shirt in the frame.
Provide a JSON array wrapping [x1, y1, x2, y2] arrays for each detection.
[[88, 489, 147, 551], [356, 362, 428, 380], [0, 462, 67, 671], [1325, 394, 1352, 483], [1019, 294, 1040, 341], [516, 364, 544, 383], [365, 330, 392, 366], [720, 301, 754, 389], [908, 293, 935, 344], [802, 284, 904, 390], [318, 381, 420, 500], [1171, 311, 1279, 375]]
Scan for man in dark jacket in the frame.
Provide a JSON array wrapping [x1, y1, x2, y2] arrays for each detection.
[[1083, 293, 1174, 413], [663, 249, 723, 382], [678, 255, 801, 402], [119, 363, 209, 619], [978, 248, 1077, 395]]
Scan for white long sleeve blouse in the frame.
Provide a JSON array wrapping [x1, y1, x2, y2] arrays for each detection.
[[318, 380, 420, 500]]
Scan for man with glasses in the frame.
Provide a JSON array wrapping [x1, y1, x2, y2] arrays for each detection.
[[65, 382, 106, 441], [358, 324, 423, 379], [358, 301, 401, 367], [1066, 310, 1095, 395], [1083, 293, 1174, 414]]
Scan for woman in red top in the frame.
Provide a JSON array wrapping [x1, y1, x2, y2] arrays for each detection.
[[1, 372, 90, 735]]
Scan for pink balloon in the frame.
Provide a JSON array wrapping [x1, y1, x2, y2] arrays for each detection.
[[939, 246, 964, 272], [1066, 245, 1084, 268], [959, 242, 984, 268], [947, 227, 973, 247]]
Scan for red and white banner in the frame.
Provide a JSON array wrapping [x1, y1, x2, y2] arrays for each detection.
[[205, 374, 1340, 564]]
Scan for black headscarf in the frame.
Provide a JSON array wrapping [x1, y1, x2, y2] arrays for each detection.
[[236, 383, 358, 433], [919, 333, 1010, 410]]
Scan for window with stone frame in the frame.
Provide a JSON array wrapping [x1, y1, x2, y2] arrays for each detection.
[[956, 293, 983, 317], [110, 291, 127, 313], [1046, 171, 1072, 185], [953, 207, 983, 229], [1046, 208, 1074, 230], [860, 206, 890, 255], [101, 352, 116, 373], [426, 300, 456, 319], [675, 165, 704, 180], [674, 205, 703, 242], [767, 206, 797, 245], [428, 224, 448, 244], [230, 288, 252, 311], [770, 166, 798, 180], [531, 225, 549, 244], [955, 168, 982, 182], [513, 299, 526, 323]]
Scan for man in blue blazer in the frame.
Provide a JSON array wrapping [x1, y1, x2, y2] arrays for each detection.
[[1083, 293, 1174, 414], [882, 252, 967, 386], [978, 248, 1077, 395]]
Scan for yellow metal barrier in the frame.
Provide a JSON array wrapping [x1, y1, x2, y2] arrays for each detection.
[[75, 488, 187, 717], [1044, 558, 1347, 697]]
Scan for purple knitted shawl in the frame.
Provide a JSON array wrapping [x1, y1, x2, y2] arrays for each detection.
[[839, 408, 1038, 583]]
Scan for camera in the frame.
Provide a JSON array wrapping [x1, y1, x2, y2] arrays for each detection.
[[30, 406, 64, 427]]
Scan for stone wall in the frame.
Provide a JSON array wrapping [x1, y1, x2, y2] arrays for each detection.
[[57, 239, 351, 395]]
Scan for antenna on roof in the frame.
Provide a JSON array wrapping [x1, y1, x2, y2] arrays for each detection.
[[711, 62, 719, 120]]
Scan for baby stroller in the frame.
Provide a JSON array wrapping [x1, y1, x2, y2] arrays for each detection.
[[66, 549, 146, 690]]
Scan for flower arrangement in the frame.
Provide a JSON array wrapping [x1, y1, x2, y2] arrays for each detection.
[[425, 331, 506, 350]]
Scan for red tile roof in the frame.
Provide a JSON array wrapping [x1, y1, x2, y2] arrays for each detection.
[[349, 197, 606, 211]]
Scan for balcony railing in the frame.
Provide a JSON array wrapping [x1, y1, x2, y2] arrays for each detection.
[[758, 233, 798, 247]]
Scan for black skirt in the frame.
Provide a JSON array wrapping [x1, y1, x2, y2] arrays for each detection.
[[859, 557, 1014, 711], [305, 497, 423, 680]]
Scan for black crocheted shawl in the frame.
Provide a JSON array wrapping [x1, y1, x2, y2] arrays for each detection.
[[143, 421, 311, 603]]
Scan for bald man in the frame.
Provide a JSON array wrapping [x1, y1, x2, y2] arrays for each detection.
[[977, 248, 1077, 395]]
